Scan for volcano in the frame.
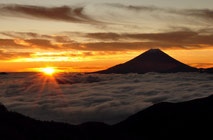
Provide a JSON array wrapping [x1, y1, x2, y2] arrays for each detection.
[[95, 49, 197, 74]]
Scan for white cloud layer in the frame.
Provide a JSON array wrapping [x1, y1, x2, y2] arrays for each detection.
[[0, 72, 213, 124]]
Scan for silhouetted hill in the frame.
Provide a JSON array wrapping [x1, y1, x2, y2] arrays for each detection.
[[0, 72, 8, 75], [206, 67, 213, 73], [95, 49, 198, 74], [115, 95, 213, 139], [199, 67, 213, 73], [1, 95, 213, 139]]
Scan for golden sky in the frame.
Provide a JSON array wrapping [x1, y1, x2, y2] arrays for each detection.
[[0, 0, 213, 72]]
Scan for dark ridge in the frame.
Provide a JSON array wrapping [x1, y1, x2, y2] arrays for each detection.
[[114, 95, 213, 139], [0, 72, 8, 75], [1, 95, 213, 139], [206, 67, 213, 73], [95, 49, 198, 74], [199, 67, 213, 73], [0, 103, 7, 112]]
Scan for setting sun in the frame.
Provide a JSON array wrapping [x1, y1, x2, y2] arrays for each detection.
[[42, 67, 56, 75]]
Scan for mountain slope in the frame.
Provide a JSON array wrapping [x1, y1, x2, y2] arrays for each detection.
[[206, 67, 213, 73], [115, 95, 213, 139], [95, 49, 197, 74]]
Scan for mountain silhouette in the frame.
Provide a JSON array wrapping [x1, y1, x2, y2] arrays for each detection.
[[0, 72, 8, 75], [95, 49, 197, 74], [1, 94, 213, 140], [206, 67, 213, 73]]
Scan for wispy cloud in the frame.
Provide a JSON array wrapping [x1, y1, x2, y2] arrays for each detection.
[[0, 3, 213, 30], [106, 3, 213, 24], [105, 3, 160, 12], [181, 9, 213, 21], [0, 4, 100, 24]]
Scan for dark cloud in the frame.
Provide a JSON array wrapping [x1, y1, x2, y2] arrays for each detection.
[[79, 42, 173, 51], [26, 39, 60, 49], [0, 4, 100, 24], [105, 3, 159, 12], [34, 51, 95, 58], [0, 39, 20, 48], [85, 31, 198, 42], [1, 32, 40, 38], [0, 49, 32, 60], [2, 30, 213, 51], [183, 9, 213, 21], [80, 30, 213, 50], [0, 38, 60, 50], [1, 32, 74, 44], [85, 32, 121, 41]]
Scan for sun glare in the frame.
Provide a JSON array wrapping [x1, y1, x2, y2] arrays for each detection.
[[42, 67, 56, 75]]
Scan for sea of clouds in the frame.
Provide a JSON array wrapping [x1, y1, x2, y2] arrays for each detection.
[[0, 72, 213, 124]]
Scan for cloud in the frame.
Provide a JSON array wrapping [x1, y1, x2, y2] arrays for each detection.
[[182, 9, 213, 21], [26, 39, 60, 49], [1, 32, 72, 43], [2, 29, 213, 52], [0, 38, 61, 50], [105, 3, 160, 12], [85, 32, 122, 41], [0, 72, 213, 124], [0, 39, 23, 49], [0, 4, 100, 24], [1, 3, 213, 27], [106, 3, 213, 24], [85, 31, 198, 42], [2, 30, 213, 52], [0, 3, 213, 29], [79, 30, 213, 50], [0, 49, 32, 60]]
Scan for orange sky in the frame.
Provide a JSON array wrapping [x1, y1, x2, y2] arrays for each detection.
[[1, 49, 213, 72], [0, 1, 213, 72]]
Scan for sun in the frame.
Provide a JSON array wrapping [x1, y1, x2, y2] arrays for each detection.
[[42, 67, 56, 75]]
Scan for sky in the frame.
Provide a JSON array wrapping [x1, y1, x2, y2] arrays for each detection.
[[0, 0, 213, 72]]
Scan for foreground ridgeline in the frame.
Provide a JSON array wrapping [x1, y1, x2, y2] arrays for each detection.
[[1, 95, 213, 140], [95, 49, 198, 74]]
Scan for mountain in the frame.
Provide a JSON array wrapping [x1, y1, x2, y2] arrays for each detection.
[[0, 103, 109, 140], [1, 94, 213, 140], [0, 72, 8, 75], [199, 67, 213, 73], [114, 95, 213, 139], [95, 49, 197, 74], [206, 67, 213, 73]]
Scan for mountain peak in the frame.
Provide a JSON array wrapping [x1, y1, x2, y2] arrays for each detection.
[[131, 49, 168, 62], [95, 49, 198, 74], [146, 48, 162, 53]]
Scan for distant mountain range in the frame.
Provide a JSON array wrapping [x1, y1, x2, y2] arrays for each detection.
[[1, 95, 213, 140], [0, 72, 8, 75], [95, 49, 213, 74], [205, 67, 213, 73]]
